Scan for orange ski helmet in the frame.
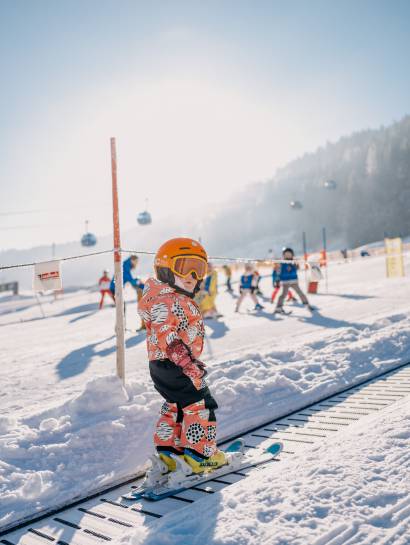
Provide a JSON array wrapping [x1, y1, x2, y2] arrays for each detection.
[[154, 238, 208, 292]]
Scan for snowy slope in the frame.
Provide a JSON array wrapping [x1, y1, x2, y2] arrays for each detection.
[[1, 254, 410, 529], [1, 254, 410, 420], [124, 396, 410, 545]]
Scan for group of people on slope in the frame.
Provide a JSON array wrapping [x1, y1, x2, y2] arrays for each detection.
[[98, 246, 313, 319], [97, 254, 222, 323], [235, 247, 313, 314]]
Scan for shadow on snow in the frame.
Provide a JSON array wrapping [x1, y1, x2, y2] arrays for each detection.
[[56, 333, 145, 380]]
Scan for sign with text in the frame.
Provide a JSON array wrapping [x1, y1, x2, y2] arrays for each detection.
[[33, 260, 62, 292], [385, 237, 405, 278]]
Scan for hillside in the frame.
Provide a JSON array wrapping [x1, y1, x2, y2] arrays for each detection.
[[2, 116, 410, 288], [205, 115, 410, 255]]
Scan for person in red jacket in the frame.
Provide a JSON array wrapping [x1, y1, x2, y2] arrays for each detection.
[[138, 238, 227, 474], [98, 269, 114, 309]]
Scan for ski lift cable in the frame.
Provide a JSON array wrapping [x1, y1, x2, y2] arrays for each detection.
[[0, 210, 45, 217], [0, 225, 48, 230], [0, 202, 111, 217]]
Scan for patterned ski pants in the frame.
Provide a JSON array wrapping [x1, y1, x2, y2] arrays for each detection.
[[154, 400, 217, 458]]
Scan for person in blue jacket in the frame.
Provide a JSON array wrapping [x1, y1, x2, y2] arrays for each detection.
[[110, 255, 144, 294], [235, 264, 264, 312], [271, 267, 296, 303], [110, 255, 146, 329], [274, 248, 313, 314]]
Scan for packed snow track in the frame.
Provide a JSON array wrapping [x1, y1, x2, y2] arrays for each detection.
[[2, 362, 410, 545]]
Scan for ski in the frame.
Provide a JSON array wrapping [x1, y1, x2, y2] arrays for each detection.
[[121, 439, 246, 501], [142, 441, 283, 502]]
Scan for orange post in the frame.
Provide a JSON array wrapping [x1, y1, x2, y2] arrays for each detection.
[[111, 137, 126, 383], [322, 227, 329, 293]]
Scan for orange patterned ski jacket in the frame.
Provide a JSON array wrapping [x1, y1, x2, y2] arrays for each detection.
[[138, 277, 205, 362]]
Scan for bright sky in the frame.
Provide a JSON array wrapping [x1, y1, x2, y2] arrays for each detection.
[[0, 0, 409, 250]]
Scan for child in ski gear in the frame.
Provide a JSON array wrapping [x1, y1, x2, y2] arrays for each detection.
[[235, 264, 264, 312], [274, 248, 313, 313], [138, 238, 226, 474], [222, 264, 233, 292], [253, 269, 264, 296], [98, 269, 114, 309], [271, 268, 296, 303], [196, 263, 219, 319]]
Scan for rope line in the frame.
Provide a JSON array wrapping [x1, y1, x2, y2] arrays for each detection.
[[121, 248, 308, 265], [0, 250, 113, 270], [1, 247, 407, 271]]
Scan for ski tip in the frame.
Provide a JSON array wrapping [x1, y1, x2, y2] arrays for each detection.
[[266, 442, 283, 457], [121, 490, 145, 501], [121, 494, 137, 501], [224, 438, 245, 453]]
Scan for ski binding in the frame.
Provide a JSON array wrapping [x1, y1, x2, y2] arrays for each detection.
[[121, 454, 170, 500]]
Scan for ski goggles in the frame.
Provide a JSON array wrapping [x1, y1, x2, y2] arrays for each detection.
[[170, 255, 208, 280]]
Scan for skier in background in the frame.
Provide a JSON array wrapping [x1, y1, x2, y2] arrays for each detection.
[[222, 264, 233, 293], [235, 263, 264, 312], [196, 262, 220, 319], [271, 267, 297, 303], [138, 237, 227, 474], [98, 269, 115, 309], [253, 268, 264, 296], [110, 254, 146, 329], [274, 247, 314, 314]]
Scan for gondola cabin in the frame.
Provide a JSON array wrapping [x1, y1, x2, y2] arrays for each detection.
[[289, 200, 303, 210], [137, 210, 152, 225]]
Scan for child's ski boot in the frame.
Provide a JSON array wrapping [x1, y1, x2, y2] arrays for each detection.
[[158, 450, 185, 472], [254, 303, 264, 311], [304, 303, 316, 312], [183, 448, 228, 474], [274, 306, 291, 315]]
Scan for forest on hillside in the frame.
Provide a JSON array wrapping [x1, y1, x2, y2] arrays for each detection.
[[203, 116, 410, 256]]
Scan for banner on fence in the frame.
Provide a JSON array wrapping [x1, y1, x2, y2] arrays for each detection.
[[385, 237, 405, 278], [33, 260, 62, 292]]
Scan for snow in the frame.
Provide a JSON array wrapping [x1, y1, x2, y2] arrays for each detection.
[[125, 396, 410, 545], [1, 253, 410, 532]]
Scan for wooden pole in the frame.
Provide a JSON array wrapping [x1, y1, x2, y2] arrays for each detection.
[[111, 137, 126, 383]]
